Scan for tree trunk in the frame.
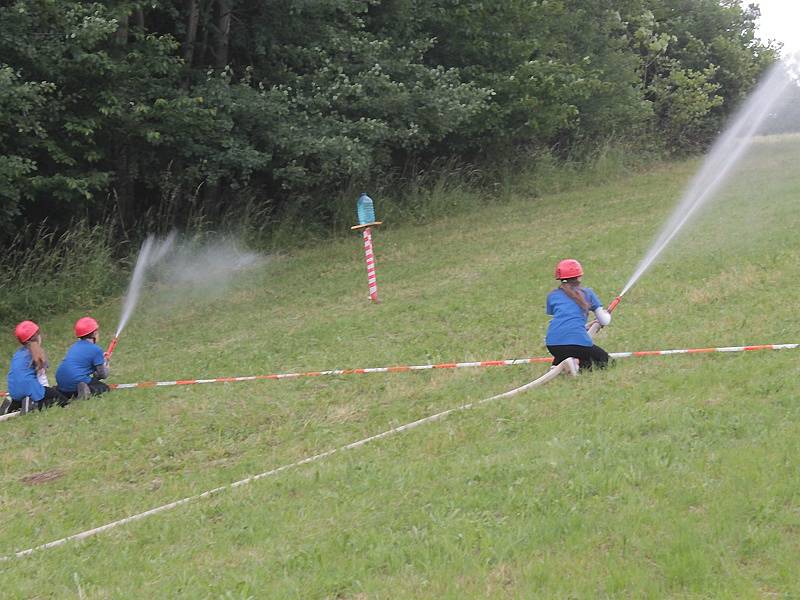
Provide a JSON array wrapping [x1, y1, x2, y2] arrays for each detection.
[[183, 0, 200, 66], [134, 8, 145, 30], [198, 0, 214, 65], [115, 12, 129, 45], [114, 146, 135, 228], [215, 0, 232, 69]]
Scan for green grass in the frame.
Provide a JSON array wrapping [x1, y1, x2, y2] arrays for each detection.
[[0, 222, 123, 324], [2, 135, 800, 597]]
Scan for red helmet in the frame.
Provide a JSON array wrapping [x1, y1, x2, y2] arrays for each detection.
[[14, 320, 39, 344], [74, 316, 99, 338], [555, 259, 583, 280]]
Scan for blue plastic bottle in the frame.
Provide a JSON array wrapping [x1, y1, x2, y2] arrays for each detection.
[[357, 193, 376, 225]]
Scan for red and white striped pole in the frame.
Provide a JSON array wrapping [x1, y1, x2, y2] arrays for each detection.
[[362, 226, 379, 303], [353, 193, 382, 304]]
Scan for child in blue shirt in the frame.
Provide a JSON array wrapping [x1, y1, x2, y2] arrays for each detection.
[[2, 321, 68, 415], [56, 316, 110, 400], [545, 259, 612, 371]]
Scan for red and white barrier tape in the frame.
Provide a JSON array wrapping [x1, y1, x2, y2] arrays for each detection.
[[1, 361, 575, 560], [1, 343, 797, 404], [609, 343, 800, 358]]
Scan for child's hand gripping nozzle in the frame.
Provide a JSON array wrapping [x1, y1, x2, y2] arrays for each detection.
[[351, 193, 383, 303], [587, 295, 621, 338]]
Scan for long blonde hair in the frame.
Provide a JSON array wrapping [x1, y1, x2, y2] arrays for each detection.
[[26, 335, 47, 371], [559, 279, 589, 312]]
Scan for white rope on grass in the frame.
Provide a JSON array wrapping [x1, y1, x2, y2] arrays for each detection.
[[0, 361, 573, 561]]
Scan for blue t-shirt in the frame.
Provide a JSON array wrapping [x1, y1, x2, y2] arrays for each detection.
[[545, 287, 602, 347], [7, 347, 45, 402], [56, 340, 105, 392]]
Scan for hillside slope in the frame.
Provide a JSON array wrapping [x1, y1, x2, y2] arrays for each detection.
[[2, 138, 800, 597]]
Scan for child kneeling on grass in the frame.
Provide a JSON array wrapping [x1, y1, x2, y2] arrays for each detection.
[[545, 259, 612, 371], [2, 321, 69, 415], [56, 317, 111, 400]]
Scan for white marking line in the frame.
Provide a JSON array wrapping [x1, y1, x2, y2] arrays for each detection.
[[1, 363, 569, 561]]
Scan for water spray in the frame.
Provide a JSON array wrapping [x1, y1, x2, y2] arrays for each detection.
[[619, 61, 793, 300], [591, 60, 796, 335], [106, 233, 176, 362]]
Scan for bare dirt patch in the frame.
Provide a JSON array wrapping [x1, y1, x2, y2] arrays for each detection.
[[20, 469, 64, 485]]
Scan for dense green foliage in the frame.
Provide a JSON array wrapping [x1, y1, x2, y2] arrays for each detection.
[[0, 0, 776, 240]]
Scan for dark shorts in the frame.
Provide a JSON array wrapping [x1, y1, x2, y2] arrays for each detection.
[[547, 344, 610, 370], [59, 379, 110, 399], [42, 386, 69, 406], [3, 386, 68, 412]]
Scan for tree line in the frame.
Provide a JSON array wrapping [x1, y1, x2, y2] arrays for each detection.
[[0, 0, 777, 243]]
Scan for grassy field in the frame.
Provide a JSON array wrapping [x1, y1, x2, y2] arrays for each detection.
[[1, 135, 800, 598]]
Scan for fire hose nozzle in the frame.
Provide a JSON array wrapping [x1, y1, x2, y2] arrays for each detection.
[[105, 337, 119, 361]]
